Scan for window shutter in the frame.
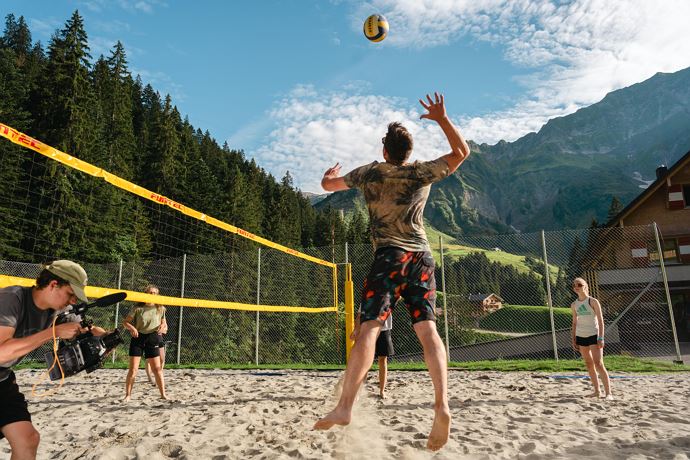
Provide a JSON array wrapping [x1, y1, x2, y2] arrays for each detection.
[[630, 241, 649, 266], [668, 184, 685, 210], [678, 237, 690, 264]]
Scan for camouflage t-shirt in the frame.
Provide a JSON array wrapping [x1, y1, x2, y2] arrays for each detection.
[[343, 158, 451, 252]]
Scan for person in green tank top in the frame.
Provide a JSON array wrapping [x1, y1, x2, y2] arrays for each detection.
[[570, 277, 613, 399], [122, 284, 168, 401]]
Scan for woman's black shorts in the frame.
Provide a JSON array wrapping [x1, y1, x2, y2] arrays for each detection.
[[0, 371, 31, 439], [575, 334, 598, 347], [129, 332, 162, 358], [374, 329, 395, 358]]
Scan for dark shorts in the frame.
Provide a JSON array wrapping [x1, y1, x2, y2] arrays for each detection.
[[576, 334, 598, 347], [129, 332, 162, 358], [360, 247, 437, 325], [374, 329, 395, 358], [0, 372, 32, 439]]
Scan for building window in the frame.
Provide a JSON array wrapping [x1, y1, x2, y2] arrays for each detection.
[[684, 184, 690, 208], [648, 239, 679, 265]]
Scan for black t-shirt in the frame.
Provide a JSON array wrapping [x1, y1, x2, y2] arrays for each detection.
[[0, 286, 77, 382]]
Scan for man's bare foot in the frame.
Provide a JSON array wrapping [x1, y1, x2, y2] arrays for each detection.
[[427, 406, 451, 451], [379, 391, 386, 399], [585, 392, 601, 398], [313, 407, 351, 430], [603, 394, 614, 400], [123, 395, 131, 402], [160, 394, 169, 400]]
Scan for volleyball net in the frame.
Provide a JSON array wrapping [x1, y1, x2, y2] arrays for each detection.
[[0, 123, 347, 365]]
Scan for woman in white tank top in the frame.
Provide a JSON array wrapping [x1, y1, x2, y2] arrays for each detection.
[[570, 277, 612, 399]]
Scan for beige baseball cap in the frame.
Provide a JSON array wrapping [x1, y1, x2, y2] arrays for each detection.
[[45, 260, 89, 303]]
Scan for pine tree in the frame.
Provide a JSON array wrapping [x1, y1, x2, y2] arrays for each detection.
[[104, 41, 136, 178], [346, 207, 369, 244], [28, 10, 101, 260], [273, 172, 301, 246], [2, 14, 32, 64], [178, 119, 224, 254], [607, 196, 623, 222], [149, 95, 182, 196], [90, 43, 149, 260], [298, 195, 316, 248], [0, 45, 31, 259]]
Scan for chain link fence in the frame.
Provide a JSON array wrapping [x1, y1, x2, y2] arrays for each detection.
[[3, 245, 343, 367], [3, 223, 687, 367], [346, 224, 686, 364]]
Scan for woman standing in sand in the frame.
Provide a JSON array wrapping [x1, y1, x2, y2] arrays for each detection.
[[570, 277, 612, 399], [123, 284, 168, 401]]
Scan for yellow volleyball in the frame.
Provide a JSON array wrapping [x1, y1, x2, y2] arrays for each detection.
[[363, 14, 389, 43]]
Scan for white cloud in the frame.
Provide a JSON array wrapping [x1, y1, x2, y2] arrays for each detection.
[[251, 86, 453, 192], [92, 19, 132, 35], [116, 0, 167, 14], [359, 0, 690, 143], [249, 0, 690, 191], [79, 0, 166, 14], [27, 18, 63, 40]]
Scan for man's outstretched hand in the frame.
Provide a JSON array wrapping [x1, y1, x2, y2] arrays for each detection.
[[419, 92, 447, 123], [323, 162, 342, 180]]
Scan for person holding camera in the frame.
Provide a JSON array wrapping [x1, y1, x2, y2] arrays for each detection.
[[0, 260, 105, 460], [122, 286, 168, 401]]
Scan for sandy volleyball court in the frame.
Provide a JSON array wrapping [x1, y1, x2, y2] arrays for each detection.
[[6, 369, 690, 459]]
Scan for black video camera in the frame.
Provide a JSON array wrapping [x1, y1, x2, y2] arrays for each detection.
[[44, 292, 127, 380]]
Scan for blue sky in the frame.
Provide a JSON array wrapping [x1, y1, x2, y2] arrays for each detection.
[[4, 0, 690, 192]]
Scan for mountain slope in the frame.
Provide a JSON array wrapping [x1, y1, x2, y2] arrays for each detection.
[[318, 67, 690, 234]]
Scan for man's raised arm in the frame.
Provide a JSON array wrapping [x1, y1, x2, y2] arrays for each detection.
[[419, 92, 470, 174], [321, 162, 350, 192]]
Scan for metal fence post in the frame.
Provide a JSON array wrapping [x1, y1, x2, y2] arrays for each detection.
[[439, 236, 450, 362], [541, 230, 559, 361], [255, 248, 261, 366], [344, 263, 355, 363], [176, 254, 186, 365], [112, 259, 123, 364], [653, 222, 684, 364]]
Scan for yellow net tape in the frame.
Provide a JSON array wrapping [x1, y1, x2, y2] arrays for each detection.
[[0, 275, 336, 313], [0, 123, 335, 269]]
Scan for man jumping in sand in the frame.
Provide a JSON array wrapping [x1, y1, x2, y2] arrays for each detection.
[[315, 92, 470, 451]]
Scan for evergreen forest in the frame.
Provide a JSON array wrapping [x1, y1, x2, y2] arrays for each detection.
[[0, 11, 372, 265]]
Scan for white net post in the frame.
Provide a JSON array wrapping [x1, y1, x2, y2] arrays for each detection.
[[541, 230, 559, 361], [654, 222, 684, 363]]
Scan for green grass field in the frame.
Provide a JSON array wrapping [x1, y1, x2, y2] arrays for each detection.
[[425, 224, 559, 280], [478, 305, 572, 333], [15, 356, 690, 373]]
